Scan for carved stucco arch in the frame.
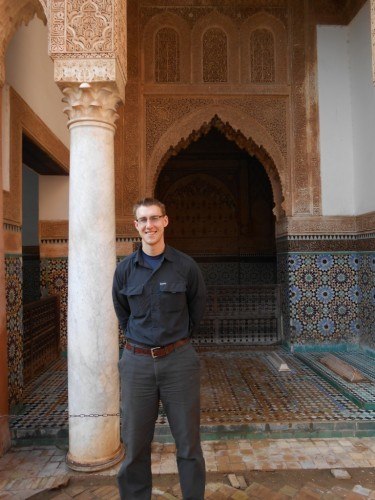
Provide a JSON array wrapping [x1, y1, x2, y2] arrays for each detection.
[[240, 11, 288, 84], [148, 106, 286, 221], [0, 0, 46, 85], [142, 12, 191, 84], [191, 10, 239, 84]]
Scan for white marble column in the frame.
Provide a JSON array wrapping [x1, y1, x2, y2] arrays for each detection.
[[371, 0, 375, 84], [63, 82, 123, 471]]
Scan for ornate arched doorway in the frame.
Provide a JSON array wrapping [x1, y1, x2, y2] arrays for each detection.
[[155, 124, 282, 345]]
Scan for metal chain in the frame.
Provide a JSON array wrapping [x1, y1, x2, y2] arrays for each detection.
[[0, 412, 120, 419], [68, 413, 120, 418]]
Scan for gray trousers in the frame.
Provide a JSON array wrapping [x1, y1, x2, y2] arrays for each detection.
[[117, 342, 205, 500]]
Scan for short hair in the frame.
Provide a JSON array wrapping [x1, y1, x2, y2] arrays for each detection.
[[133, 197, 166, 218]]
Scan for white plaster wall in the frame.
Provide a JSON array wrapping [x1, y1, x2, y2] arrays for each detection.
[[348, 1, 375, 215], [5, 16, 69, 148], [39, 176, 69, 220], [6, 15, 70, 222], [317, 25, 355, 215], [318, 1, 375, 216]]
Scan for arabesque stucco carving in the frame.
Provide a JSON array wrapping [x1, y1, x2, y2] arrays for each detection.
[[49, 0, 127, 97]]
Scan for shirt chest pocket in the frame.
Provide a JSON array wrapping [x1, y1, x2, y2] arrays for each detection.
[[120, 284, 146, 318], [159, 281, 187, 313]]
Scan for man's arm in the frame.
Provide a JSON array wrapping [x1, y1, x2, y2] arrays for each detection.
[[186, 262, 206, 335], [112, 266, 131, 332]]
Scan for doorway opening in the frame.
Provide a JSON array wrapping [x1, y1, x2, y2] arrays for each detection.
[[155, 126, 282, 345], [21, 133, 65, 383]]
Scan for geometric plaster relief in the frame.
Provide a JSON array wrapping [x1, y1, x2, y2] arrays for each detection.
[[289, 0, 313, 217], [54, 58, 118, 82], [49, 0, 127, 95], [135, 0, 320, 219], [62, 81, 122, 127], [275, 215, 358, 239], [356, 211, 375, 234], [145, 96, 288, 163], [116, 220, 139, 237], [294, 187, 311, 215], [250, 29, 275, 83], [203, 28, 228, 82], [40, 220, 69, 241], [49, 0, 114, 54], [241, 12, 287, 84], [223, 96, 288, 162], [155, 27, 180, 83], [142, 11, 190, 84], [139, 4, 288, 31], [191, 10, 238, 84], [67, 1, 113, 52]]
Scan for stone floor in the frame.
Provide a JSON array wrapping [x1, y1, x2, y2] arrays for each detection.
[[9, 347, 375, 445], [1, 438, 375, 498], [3, 346, 375, 498]]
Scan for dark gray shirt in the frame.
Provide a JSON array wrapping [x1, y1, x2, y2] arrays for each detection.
[[112, 245, 206, 347]]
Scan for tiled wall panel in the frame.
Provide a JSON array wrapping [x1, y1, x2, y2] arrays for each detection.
[[40, 258, 68, 350], [5, 256, 23, 406], [279, 251, 375, 348], [33, 252, 375, 353], [358, 253, 375, 349]]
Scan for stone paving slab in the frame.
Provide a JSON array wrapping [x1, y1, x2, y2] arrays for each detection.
[[27, 478, 375, 500], [0, 438, 374, 498]]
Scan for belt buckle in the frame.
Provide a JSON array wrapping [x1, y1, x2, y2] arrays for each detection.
[[151, 346, 162, 358]]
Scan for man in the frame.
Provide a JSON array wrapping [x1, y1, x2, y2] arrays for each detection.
[[112, 197, 206, 499]]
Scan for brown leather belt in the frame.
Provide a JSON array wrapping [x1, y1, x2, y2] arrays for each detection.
[[125, 338, 190, 359]]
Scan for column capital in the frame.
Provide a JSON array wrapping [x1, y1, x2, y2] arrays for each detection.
[[62, 81, 122, 129]]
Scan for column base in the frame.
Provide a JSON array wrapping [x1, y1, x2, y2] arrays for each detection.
[[66, 444, 125, 472]]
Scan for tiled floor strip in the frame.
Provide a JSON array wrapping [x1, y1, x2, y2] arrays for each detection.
[[10, 348, 375, 445]]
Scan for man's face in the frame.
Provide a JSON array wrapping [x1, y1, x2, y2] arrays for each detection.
[[134, 204, 169, 247]]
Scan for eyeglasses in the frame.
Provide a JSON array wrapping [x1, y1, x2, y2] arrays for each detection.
[[136, 215, 164, 225]]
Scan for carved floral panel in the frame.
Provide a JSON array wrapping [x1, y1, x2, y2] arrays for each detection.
[[155, 27, 180, 83], [67, 0, 113, 52], [50, 0, 116, 54], [250, 29, 275, 83], [203, 28, 228, 82]]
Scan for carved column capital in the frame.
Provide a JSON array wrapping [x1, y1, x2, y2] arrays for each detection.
[[62, 82, 122, 129]]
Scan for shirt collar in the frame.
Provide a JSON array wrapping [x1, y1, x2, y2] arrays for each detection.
[[163, 245, 174, 262], [134, 244, 174, 265]]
